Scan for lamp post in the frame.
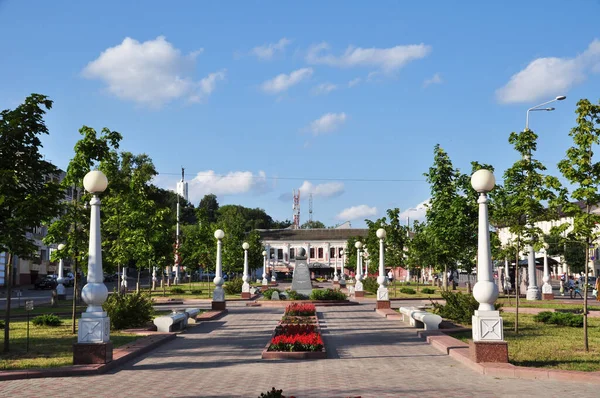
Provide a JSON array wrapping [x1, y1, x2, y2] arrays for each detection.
[[56, 244, 66, 300], [74, 170, 111, 364], [152, 267, 157, 291], [339, 249, 346, 286], [271, 253, 277, 283], [363, 249, 368, 279], [333, 247, 339, 285], [470, 169, 507, 361], [354, 241, 364, 297], [525, 95, 566, 301], [242, 242, 251, 299], [121, 267, 127, 293], [542, 243, 553, 300], [376, 228, 390, 309], [262, 250, 268, 287], [212, 229, 226, 310]]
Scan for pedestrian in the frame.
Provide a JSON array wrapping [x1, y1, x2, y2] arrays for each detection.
[[568, 276, 575, 299], [594, 277, 600, 302]]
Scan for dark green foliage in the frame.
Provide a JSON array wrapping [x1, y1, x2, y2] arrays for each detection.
[[400, 287, 417, 295], [362, 277, 378, 294], [103, 292, 155, 330], [0, 320, 4, 329], [421, 288, 436, 294], [431, 291, 502, 325], [287, 290, 308, 300], [190, 289, 203, 295], [170, 287, 185, 294], [259, 387, 284, 398], [224, 278, 244, 294], [263, 288, 281, 300], [310, 288, 346, 301], [534, 311, 583, 327], [31, 314, 62, 327]]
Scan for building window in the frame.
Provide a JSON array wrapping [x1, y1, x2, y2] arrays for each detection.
[[290, 248, 295, 259], [330, 247, 335, 258], [310, 248, 315, 258], [270, 248, 275, 258], [277, 249, 283, 260], [318, 248, 323, 258], [338, 248, 343, 257]]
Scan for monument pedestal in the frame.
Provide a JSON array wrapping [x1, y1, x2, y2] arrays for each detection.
[[542, 284, 553, 300], [471, 309, 507, 362], [469, 340, 508, 363], [355, 291, 365, 298], [290, 252, 313, 297], [376, 300, 390, 309], [241, 292, 251, 299], [73, 342, 113, 365], [543, 293, 554, 300], [212, 301, 226, 310]]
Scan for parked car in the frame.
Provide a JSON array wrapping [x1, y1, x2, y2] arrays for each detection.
[[34, 276, 58, 290]]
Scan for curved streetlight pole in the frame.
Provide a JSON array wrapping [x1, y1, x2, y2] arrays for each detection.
[[242, 242, 250, 299], [212, 229, 226, 310], [376, 228, 389, 308]]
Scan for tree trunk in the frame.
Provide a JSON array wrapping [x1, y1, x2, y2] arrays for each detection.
[[443, 264, 448, 291], [117, 263, 121, 295], [515, 242, 520, 334], [3, 253, 13, 353], [584, 237, 589, 351], [136, 268, 141, 293]]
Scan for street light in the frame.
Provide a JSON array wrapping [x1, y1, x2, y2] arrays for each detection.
[[339, 249, 346, 286], [262, 250, 268, 286], [212, 229, 225, 310], [471, 169, 506, 361], [56, 244, 66, 300], [333, 246, 339, 284], [354, 241, 364, 297], [242, 242, 250, 299], [524, 95, 566, 301], [271, 253, 277, 282], [74, 170, 110, 365], [542, 242, 553, 299], [376, 228, 390, 309]]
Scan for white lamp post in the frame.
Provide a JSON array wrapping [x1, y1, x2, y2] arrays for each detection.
[[56, 244, 66, 300], [271, 253, 277, 282], [242, 242, 251, 298], [354, 241, 364, 297], [121, 267, 127, 292], [333, 248, 339, 284], [262, 250, 268, 286], [363, 250, 368, 278], [471, 169, 506, 360], [152, 267, 157, 291], [542, 243, 553, 299], [376, 228, 390, 308], [74, 170, 111, 364], [339, 249, 346, 286], [212, 229, 226, 310]]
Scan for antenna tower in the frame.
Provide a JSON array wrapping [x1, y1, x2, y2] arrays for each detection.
[[309, 193, 313, 223], [292, 189, 300, 229]]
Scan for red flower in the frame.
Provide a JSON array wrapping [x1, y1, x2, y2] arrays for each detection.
[[285, 303, 316, 316], [269, 332, 324, 352]]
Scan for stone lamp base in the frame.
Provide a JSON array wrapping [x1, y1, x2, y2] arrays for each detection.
[[376, 300, 391, 309], [354, 291, 365, 298], [469, 340, 508, 363], [212, 301, 226, 310], [73, 342, 113, 365], [241, 292, 251, 299], [543, 293, 554, 300]]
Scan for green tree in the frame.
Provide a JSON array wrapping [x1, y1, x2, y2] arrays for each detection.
[[1, 94, 63, 352], [198, 194, 219, 224], [557, 98, 600, 352], [301, 220, 326, 229]]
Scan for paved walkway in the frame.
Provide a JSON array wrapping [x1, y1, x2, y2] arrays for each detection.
[[1, 304, 598, 398]]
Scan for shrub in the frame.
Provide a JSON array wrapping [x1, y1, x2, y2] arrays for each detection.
[[534, 311, 583, 327], [103, 292, 155, 330], [259, 387, 285, 398], [0, 320, 4, 329], [310, 288, 346, 301], [224, 278, 244, 294], [281, 316, 316, 324], [431, 291, 502, 325], [190, 289, 203, 295], [421, 288, 435, 294], [170, 287, 185, 294], [287, 290, 308, 300], [32, 314, 62, 327], [400, 287, 417, 295], [263, 288, 282, 300], [285, 303, 316, 316], [362, 277, 378, 294]]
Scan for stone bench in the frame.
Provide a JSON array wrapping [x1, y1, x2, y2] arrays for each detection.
[[153, 312, 188, 332], [184, 308, 201, 324], [399, 306, 442, 330]]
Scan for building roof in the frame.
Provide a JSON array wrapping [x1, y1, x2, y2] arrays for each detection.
[[257, 228, 369, 241]]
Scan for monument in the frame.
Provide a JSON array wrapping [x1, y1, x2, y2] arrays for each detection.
[[291, 248, 313, 297]]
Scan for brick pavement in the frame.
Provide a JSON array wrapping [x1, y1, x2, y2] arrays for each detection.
[[1, 303, 598, 398]]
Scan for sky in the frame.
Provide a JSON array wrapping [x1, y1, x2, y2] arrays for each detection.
[[1, 0, 600, 228]]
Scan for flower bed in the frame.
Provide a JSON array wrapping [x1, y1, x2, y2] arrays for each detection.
[[262, 304, 326, 359]]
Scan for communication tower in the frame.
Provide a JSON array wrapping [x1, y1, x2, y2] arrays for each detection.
[[292, 189, 300, 229], [309, 193, 313, 223]]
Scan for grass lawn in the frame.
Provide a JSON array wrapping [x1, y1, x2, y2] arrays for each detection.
[[0, 316, 143, 371], [150, 281, 251, 300], [0, 303, 86, 318], [451, 313, 600, 371], [496, 299, 600, 311]]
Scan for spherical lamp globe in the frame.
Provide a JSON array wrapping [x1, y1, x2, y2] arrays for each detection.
[[58, 243, 66, 251], [83, 170, 108, 194], [376, 228, 386, 239], [214, 229, 225, 240], [262, 250, 267, 256], [355, 241, 363, 249], [470, 169, 495, 193], [242, 242, 250, 250]]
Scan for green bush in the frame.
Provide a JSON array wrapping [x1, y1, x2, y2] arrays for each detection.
[[362, 277, 378, 294], [431, 291, 502, 325], [259, 387, 284, 398], [287, 290, 309, 300], [263, 288, 282, 300], [310, 288, 347, 301], [0, 320, 4, 329], [224, 278, 244, 294], [534, 311, 583, 327], [421, 288, 436, 294], [170, 287, 185, 294], [190, 289, 203, 295], [32, 314, 62, 327], [103, 292, 155, 330], [400, 287, 417, 295]]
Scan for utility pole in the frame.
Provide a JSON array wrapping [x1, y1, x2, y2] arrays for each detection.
[[309, 193, 313, 223], [175, 167, 187, 285]]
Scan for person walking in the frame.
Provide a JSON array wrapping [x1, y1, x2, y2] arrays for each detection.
[[594, 277, 600, 302]]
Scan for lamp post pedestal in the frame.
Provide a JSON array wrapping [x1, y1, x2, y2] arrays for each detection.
[[376, 283, 390, 309], [56, 258, 66, 300], [542, 249, 553, 300], [354, 276, 364, 297], [212, 231, 226, 311]]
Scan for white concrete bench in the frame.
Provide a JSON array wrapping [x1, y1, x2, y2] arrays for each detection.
[[399, 306, 442, 330], [153, 312, 187, 332], [184, 308, 201, 324]]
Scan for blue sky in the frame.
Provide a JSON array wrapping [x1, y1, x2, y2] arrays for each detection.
[[1, 0, 600, 227]]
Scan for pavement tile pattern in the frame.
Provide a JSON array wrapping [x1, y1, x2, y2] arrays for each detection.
[[1, 303, 598, 398]]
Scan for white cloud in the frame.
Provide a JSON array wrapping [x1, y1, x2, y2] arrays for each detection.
[[348, 78, 361, 87], [252, 38, 291, 60], [82, 36, 224, 107], [261, 68, 313, 94], [496, 39, 600, 104], [308, 112, 347, 135], [423, 73, 442, 87], [306, 42, 431, 73], [312, 82, 337, 95], [398, 199, 430, 224], [337, 205, 377, 220], [299, 181, 344, 198]]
